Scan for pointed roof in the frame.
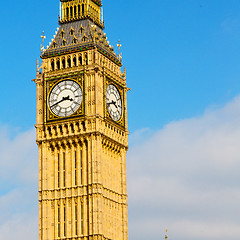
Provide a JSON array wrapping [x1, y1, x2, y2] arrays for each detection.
[[41, 19, 122, 66]]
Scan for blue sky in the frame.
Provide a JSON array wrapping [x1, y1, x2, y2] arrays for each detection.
[[0, 1, 240, 240], [1, 0, 240, 132]]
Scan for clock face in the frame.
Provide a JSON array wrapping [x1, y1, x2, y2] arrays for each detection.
[[48, 80, 82, 117], [106, 84, 122, 121]]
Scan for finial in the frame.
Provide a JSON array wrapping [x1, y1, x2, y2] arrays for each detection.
[[40, 31, 46, 53], [165, 228, 168, 240], [117, 40, 122, 53], [117, 40, 122, 61]]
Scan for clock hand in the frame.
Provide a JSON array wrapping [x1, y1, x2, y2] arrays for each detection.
[[107, 100, 118, 109], [51, 96, 73, 108], [112, 101, 118, 108]]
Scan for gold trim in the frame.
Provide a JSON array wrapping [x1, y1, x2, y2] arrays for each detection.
[[105, 77, 125, 127], [46, 75, 85, 122]]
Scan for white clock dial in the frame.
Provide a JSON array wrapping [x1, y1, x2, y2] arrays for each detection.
[[49, 80, 82, 117], [106, 84, 122, 121]]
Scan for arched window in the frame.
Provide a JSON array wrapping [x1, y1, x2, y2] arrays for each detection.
[[82, 36, 87, 42], [70, 28, 74, 36], [85, 53, 88, 65], [52, 41, 57, 48], [56, 59, 60, 70], [80, 26, 84, 34], [82, 4, 84, 14], [74, 5, 77, 18], [66, 7, 69, 19], [79, 55, 83, 65], [73, 56, 77, 66], [61, 30, 64, 38], [62, 58, 66, 68], [78, 5, 81, 16], [51, 60, 55, 71], [67, 58, 71, 68], [70, 6, 73, 18], [62, 39, 66, 46], [73, 37, 77, 44]]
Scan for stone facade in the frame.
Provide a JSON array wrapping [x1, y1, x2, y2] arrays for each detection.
[[34, 1, 129, 239]]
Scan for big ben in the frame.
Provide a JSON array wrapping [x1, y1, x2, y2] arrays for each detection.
[[34, 1, 129, 239]]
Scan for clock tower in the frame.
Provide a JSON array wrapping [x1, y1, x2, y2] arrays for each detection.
[[34, 1, 129, 239]]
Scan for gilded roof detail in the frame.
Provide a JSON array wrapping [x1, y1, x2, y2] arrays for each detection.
[[41, 19, 121, 66]]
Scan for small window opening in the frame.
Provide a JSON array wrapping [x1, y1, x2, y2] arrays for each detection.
[[74, 5, 77, 17], [82, 36, 87, 42], [51, 60, 55, 71], [67, 58, 71, 68], [85, 53, 88, 65], [70, 6, 73, 18], [53, 41, 57, 48], [79, 55, 83, 65], [82, 4, 84, 14], [66, 7, 69, 19], [56, 59, 60, 70], [80, 26, 84, 34], [62, 58, 66, 68], [73, 57, 77, 66], [62, 39, 66, 46], [73, 37, 77, 44], [61, 30, 64, 38], [70, 28, 74, 36]]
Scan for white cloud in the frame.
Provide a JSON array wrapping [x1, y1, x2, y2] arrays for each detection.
[[127, 96, 240, 240], [1, 95, 240, 240], [0, 126, 38, 240]]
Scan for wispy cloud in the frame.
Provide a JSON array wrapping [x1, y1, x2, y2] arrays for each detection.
[[0, 127, 38, 240], [1, 96, 240, 240], [128, 96, 240, 240]]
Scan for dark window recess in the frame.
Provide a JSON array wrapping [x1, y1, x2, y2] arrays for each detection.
[[79, 56, 83, 65], [62, 59, 66, 68], [68, 58, 71, 68], [73, 38, 77, 44], [82, 4, 84, 14], [70, 6, 73, 18], [56, 60, 60, 70], [73, 57, 77, 66], [51, 61, 55, 71], [70, 29, 74, 36]]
